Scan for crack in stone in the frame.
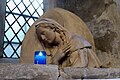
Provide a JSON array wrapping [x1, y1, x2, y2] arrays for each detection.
[[57, 67, 72, 80], [57, 68, 61, 80]]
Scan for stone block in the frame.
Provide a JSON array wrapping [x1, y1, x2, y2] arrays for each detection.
[[0, 64, 59, 80], [64, 67, 120, 79]]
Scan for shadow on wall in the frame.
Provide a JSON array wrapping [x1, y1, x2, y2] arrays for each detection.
[[56, 0, 105, 22]]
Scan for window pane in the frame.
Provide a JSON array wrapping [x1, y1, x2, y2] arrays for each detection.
[[17, 30, 25, 42], [5, 28, 14, 41], [37, 7, 43, 16], [28, 5, 35, 14], [12, 43, 19, 50], [14, 15, 19, 19], [28, 18, 34, 26], [23, 10, 30, 16], [13, 7, 20, 14], [12, 21, 21, 33], [22, 0, 30, 7], [18, 2, 25, 12], [23, 23, 30, 33], [4, 44, 14, 57], [6, 14, 15, 25], [7, 0, 16, 11], [32, 0, 39, 9], [12, 37, 19, 43], [12, 53, 18, 58], [12, 44, 20, 58], [13, 0, 21, 5], [33, 12, 39, 17], [17, 16, 25, 26]]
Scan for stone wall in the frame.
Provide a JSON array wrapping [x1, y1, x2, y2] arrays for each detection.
[[0, 0, 6, 57], [44, 0, 56, 11], [46, 0, 120, 68]]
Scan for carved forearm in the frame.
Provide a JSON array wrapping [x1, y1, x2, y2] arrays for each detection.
[[52, 52, 66, 65]]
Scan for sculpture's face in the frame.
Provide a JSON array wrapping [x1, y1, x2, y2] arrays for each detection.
[[36, 26, 56, 44]]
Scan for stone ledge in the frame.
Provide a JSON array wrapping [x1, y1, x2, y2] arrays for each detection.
[[0, 58, 19, 63], [0, 64, 59, 80], [64, 67, 120, 79], [0, 64, 120, 80]]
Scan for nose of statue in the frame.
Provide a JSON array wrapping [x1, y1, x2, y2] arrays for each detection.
[[41, 35, 46, 40]]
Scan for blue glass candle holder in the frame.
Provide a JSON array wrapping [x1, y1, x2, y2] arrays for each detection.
[[34, 50, 46, 64]]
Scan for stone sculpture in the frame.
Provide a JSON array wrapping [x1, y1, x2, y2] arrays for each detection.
[[20, 8, 102, 68]]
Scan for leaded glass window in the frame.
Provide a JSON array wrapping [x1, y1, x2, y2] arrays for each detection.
[[4, 0, 44, 58]]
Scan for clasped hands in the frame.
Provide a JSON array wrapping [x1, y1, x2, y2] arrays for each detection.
[[51, 40, 73, 65]]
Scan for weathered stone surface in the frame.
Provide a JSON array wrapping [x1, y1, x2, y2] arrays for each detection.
[[56, 0, 105, 22], [0, 0, 6, 57], [86, 0, 120, 67], [44, 0, 56, 11], [0, 64, 120, 80], [64, 67, 120, 79], [54, 0, 120, 68], [0, 64, 59, 80]]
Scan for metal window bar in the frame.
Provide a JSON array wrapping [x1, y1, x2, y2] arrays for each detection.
[[3, 0, 44, 58]]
